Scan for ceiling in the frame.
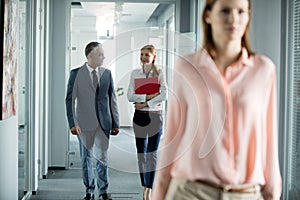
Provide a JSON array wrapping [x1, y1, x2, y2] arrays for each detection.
[[71, 2, 159, 24]]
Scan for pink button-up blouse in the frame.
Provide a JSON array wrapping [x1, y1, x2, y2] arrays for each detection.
[[153, 48, 282, 200]]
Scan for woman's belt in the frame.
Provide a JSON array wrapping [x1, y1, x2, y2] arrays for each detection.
[[135, 109, 162, 114], [196, 180, 262, 193]]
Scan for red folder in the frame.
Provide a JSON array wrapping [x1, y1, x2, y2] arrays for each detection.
[[134, 77, 160, 95]]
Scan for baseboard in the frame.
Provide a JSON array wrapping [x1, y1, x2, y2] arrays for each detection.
[[48, 166, 66, 170], [21, 191, 31, 200]]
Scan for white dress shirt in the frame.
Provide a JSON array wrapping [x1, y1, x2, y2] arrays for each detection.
[[127, 67, 168, 111]]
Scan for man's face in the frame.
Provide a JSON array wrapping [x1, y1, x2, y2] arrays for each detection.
[[88, 46, 105, 67]]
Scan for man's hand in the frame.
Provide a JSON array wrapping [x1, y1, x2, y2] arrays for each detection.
[[111, 128, 119, 136], [70, 126, 81, 135]]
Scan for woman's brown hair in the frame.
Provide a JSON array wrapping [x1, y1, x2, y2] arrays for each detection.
[[201, 0, 253, 58], [141, 44, 160, 77]]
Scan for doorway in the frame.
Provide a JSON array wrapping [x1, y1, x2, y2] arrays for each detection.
[[68, 1, 176, 169]]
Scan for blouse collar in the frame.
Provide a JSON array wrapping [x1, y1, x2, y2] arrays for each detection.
[[198, 47, 254, 71]]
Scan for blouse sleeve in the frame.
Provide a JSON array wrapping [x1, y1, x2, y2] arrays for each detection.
[[127, 70, 147, 103], [263, 68, 282, 200]]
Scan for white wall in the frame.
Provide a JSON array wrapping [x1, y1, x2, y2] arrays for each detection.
[[0, 117, 18, 200], [71, 16, 97, 69]]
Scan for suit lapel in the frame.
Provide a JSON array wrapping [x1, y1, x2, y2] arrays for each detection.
[[99, 67, 105, 78], [97, 67, 107, 94], [98, 67, 106, 85]]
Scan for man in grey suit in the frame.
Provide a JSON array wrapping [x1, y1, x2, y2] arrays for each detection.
[[65, 42, 119, 200]]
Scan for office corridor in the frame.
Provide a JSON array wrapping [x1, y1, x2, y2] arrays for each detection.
[[1, 1, 295, 200], [29, 128, 143, 200]]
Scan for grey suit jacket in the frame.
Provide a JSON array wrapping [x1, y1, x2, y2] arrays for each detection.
[[65, 64, 119, 135]]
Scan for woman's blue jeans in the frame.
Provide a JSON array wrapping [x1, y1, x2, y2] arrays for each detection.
[[133, 112, 163, 189]]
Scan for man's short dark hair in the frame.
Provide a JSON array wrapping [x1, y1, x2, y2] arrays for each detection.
[[85, 42, 102, 57]]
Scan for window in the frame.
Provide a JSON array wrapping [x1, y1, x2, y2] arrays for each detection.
[[284, 0, 300, 199]]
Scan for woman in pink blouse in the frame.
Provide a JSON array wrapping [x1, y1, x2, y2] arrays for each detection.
[[152, 0, 282, 199]]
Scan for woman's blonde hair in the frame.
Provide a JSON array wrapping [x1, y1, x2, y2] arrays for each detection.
[[141, 44, 160, 77], [201, 0, 253, 58]]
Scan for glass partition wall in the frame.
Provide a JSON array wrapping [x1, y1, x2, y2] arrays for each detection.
[[18, 0, 29, 199], [18, 0, 49, 198]]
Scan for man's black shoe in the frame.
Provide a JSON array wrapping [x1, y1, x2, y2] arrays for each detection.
[[98, 193, 112, 200], [83, 193, 95, 200]]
